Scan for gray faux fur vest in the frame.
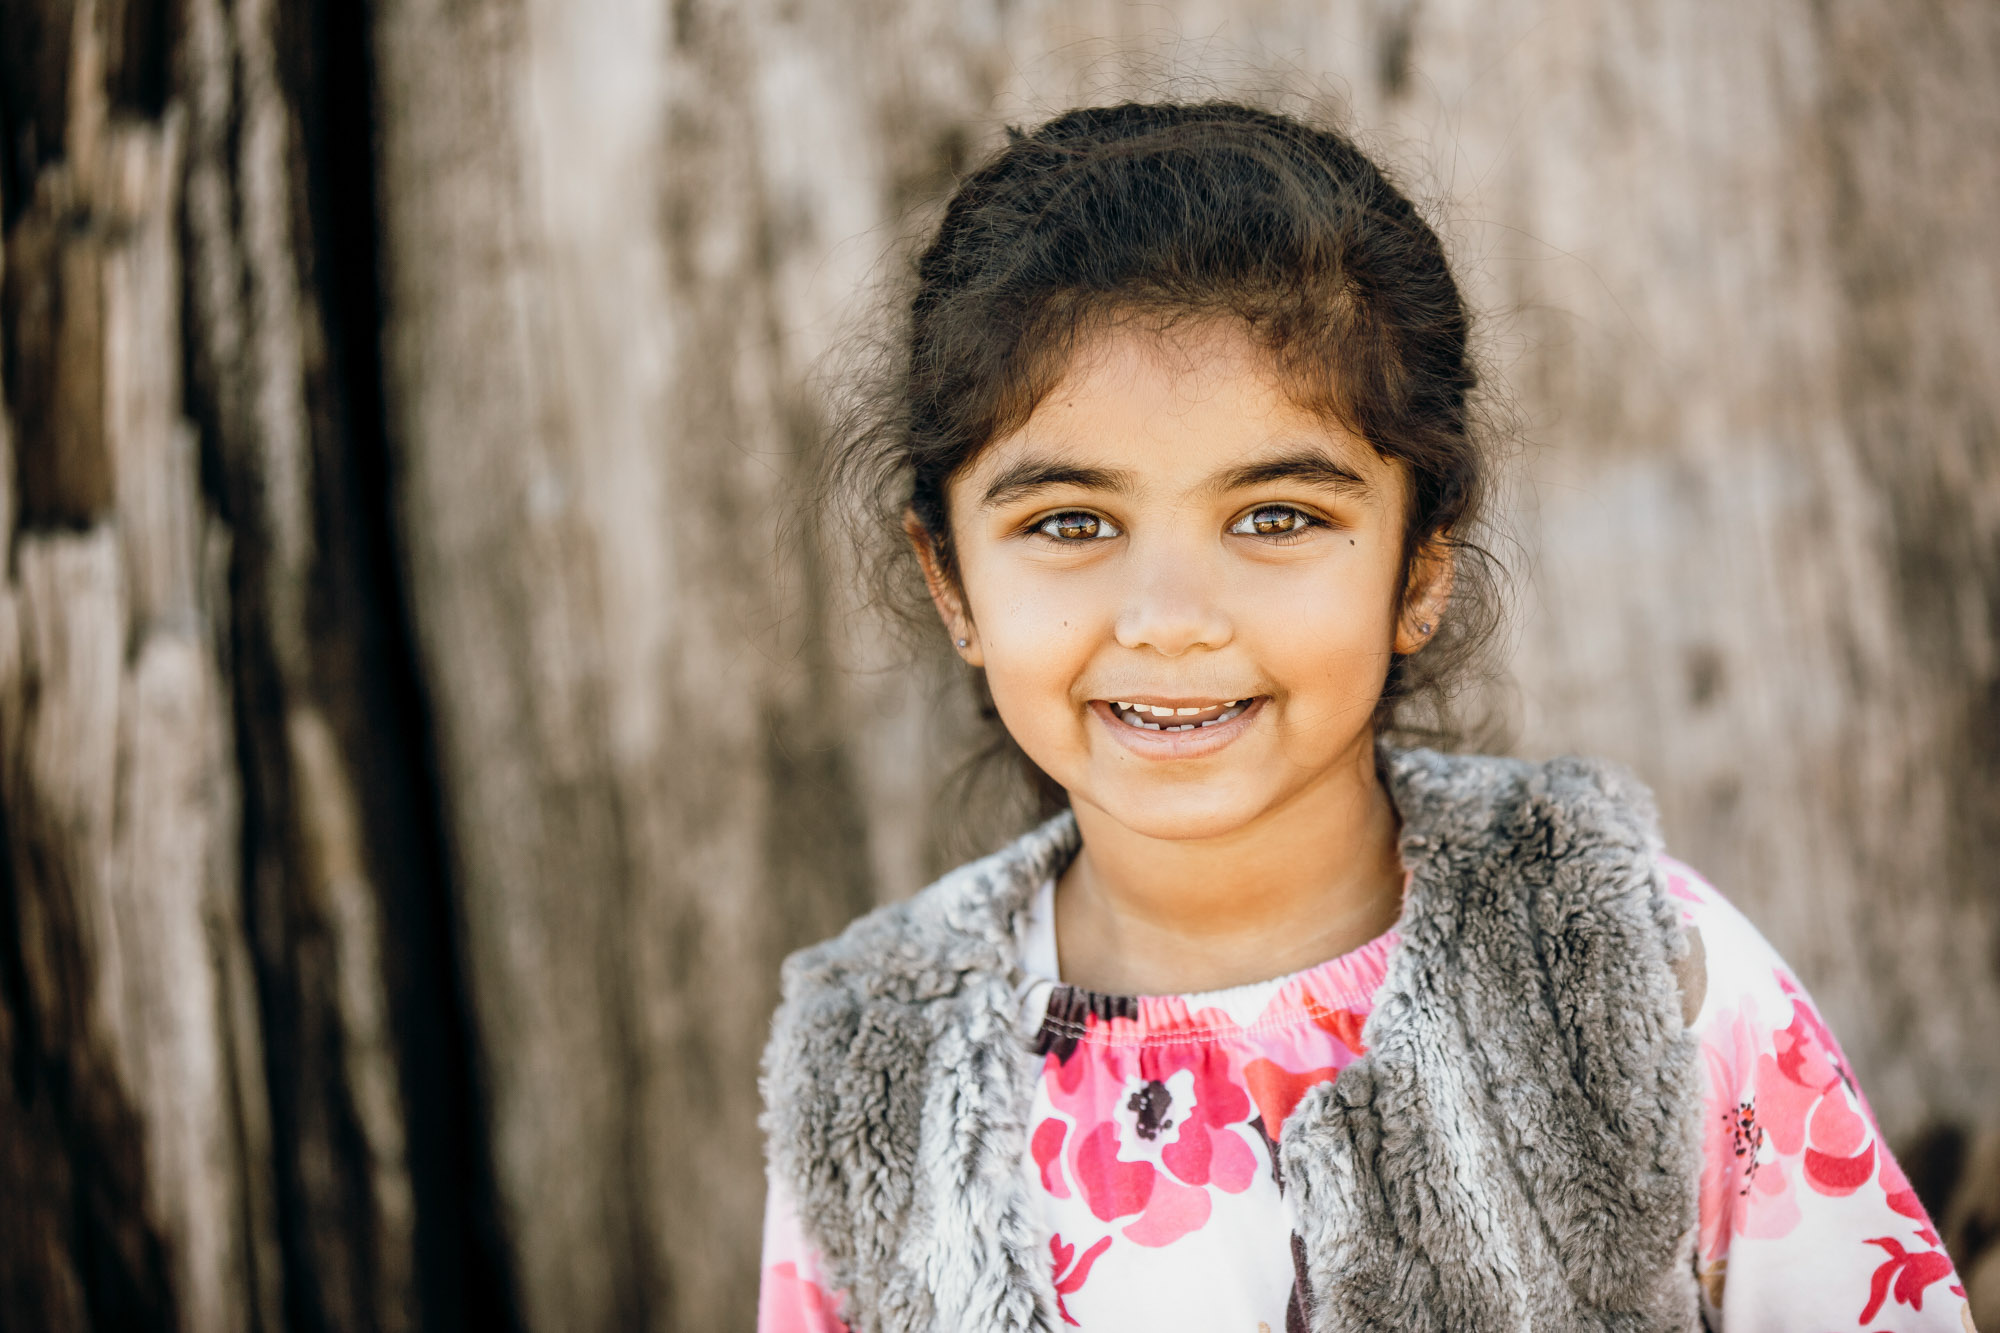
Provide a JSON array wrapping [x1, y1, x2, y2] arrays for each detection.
[[760, 748, 1704, 1333]]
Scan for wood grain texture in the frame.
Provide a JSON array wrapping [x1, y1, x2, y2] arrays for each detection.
[[0, 7, 275, 1323], [2, 0, 504, 1326], [370, 1, 887, 1324]]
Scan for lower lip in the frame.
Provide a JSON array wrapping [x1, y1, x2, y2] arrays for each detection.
[[1090, 697, 1266, 758]]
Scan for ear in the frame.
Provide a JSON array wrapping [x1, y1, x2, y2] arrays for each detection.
[[1393, 536, 1456, 656], [903, 509, 982, 665]]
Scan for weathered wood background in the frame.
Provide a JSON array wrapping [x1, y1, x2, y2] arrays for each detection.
[[2, 0, 1996, 1329]]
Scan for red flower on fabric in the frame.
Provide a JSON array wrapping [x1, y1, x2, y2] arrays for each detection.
[[1032, 1117, 1071, 1198], [1243, 1059, 1340, 1134], [1859, 1237, 1958, 1324], [1026, 945, 1386, 1267], [1309, 1003, 1369, 1055], [1036, 1007, 1262, 1248], [1072, 1120, 1160, 1220], [1242, 1003, 1366, 1132], [1756, 976, 1877, 1198], [1049, 1232, 1112, 1326], [1140, 1039, 1258, 1193], [1854, 1150, 1963, 1323]]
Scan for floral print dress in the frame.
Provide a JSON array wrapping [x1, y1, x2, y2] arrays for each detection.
[[759, 859, 1973, 1333]]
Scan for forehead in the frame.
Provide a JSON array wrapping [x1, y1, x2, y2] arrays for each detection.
[[960, 317, 1400, 495]]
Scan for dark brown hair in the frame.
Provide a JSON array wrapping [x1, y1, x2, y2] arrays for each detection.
[[831, 100, 1506, 809]]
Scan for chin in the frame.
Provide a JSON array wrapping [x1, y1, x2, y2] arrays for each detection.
[[1085, 788, 1269, 842]]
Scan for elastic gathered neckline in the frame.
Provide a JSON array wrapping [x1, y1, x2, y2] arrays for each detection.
[[1025, 917, 1398, 1048]]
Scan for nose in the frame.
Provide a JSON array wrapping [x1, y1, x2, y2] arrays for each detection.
[[1113, 544, 1233, 656]]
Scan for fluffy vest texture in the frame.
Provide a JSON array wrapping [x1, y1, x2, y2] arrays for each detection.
[[760, 748, 1704, 1333]]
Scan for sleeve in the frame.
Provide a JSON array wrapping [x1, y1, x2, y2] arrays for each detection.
[[758, 1170, 851, 1333], [1663, 857, 1973, 1333]]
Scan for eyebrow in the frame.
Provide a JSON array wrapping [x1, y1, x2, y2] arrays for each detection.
[[975, 445, 1371, 510], [979, 460, 1134, 509], [1215, 448, 1372, 496]]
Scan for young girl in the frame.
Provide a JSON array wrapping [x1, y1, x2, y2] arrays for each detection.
[[757, 103, 1974, 1333]]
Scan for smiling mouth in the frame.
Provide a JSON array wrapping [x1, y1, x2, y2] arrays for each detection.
[[1104, 698, 1256, 732]]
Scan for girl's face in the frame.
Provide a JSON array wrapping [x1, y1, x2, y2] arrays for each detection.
[[925, 318, 1447, 842]]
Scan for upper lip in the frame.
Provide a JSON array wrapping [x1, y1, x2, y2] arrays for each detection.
[[1093, 695, 1257, 707]]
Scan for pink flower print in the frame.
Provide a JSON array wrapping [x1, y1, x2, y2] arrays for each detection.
[[1242, 1058, 1340, 1136], [1856, 1153, 1964, 1322], [1860, 1237, 1959, 1324], [1035, 1002, 1261, 1248], [1056, 1072, 1208, 1248], [1662, 859, 1706, 908], [1049, 1232, 1112, 1326], [758, 1262, 849, 1333], [1238, 1003, 1368, 1135], [1880, 1151, 1946, 1245], [1032, 1118, 1070, 1199], [1308, 1003, 1369, 1056], [1699, 995, 1800, 1259], [1073, 1119, 1163, 1221], [1115, 1169, 1211, 1247], [1135, 1039, 1258, 1197], [1232, 1000, 1376, 1136], [1093, 1060, 1233, 1246], [1756, 978, 1879, 1198], [1050, 1034, 1093, 1097]]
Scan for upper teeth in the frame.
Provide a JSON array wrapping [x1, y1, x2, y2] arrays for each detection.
[[1108, 698, 1252, 731], [1113, 699, 1247, 712]]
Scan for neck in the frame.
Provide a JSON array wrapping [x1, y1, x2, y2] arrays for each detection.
[[1053, 737, 1406, 996]]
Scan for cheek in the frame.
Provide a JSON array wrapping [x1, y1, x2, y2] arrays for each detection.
[[957, 561, 1105, 708], [979, 631, 1097, 776], [1235, 555, 1402, 679], [956, 529, 1111, 637], [978, 595, 1099, 700]]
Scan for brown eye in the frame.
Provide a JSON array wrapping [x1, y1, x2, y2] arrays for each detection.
[[1230, 505, 1317, 537], [1037, 511, 1119, 541]]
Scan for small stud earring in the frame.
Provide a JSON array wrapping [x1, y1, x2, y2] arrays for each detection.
[[1418, 622, 1433, 635], [956, 637, 968, 649]]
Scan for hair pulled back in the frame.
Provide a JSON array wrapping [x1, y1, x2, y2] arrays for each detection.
[[835, 100, 1504, 797]]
